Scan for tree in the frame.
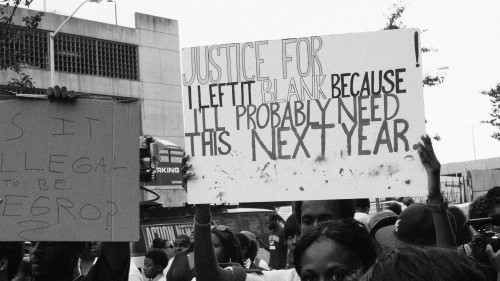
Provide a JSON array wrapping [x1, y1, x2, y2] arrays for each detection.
[[382, 2, 445, 88], [0, 0, 43, 89], [481, 83, 500, 140]]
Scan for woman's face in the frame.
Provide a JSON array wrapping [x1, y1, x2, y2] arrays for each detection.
[[299, 238, 361, 281], [212, 233, 228, 263]]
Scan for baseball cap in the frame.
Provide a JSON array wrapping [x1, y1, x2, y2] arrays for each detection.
[[375, 203, 456, 248], [368, 210, 398, 237]]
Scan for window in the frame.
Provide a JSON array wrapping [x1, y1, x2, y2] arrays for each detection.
[[55, 33, 138, 80], [0, 26, 48, 70], [1, 26, 139, 80]]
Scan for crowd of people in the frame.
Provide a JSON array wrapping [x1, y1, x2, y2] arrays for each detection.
[[2, 88, 500, 281]]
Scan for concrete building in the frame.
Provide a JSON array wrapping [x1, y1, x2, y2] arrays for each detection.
[[0, 6, 187, 205]]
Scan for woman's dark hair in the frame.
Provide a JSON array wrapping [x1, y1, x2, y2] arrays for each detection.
[[448, 205, 472, 245], [145, 249, 169, 268], [469, 186, 500, 230], [211, 227, 244, 266], [294, 199, 356, 225], [0, 242, 23, 280], [293, 219, 377, 275], [235, 232, 258, 262], [361, 246, 492, 281], [284, 213, 300, 241]]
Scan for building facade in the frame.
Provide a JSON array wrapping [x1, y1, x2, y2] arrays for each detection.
[[0, 6, 187, 205]]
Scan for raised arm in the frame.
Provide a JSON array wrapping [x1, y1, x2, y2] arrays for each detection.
[[417, 135, 456, 248], [195, 204, 236, 281]]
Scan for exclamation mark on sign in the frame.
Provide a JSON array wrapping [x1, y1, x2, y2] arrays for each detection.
[[414, 31, 420, 67]]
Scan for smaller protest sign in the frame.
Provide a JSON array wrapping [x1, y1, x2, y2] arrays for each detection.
[[0, 97, 140, 241]]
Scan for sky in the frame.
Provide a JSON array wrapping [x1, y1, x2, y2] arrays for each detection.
[[28, 0, 500, 164]]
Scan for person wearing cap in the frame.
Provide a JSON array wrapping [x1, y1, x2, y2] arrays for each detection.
[[373, 135, 456, 249], [368, 210, 398, 238]]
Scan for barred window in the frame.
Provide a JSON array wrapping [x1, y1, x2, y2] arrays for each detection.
[[55, 33, 138, 80], [1, 26, 139, 80], [0, 26, 49, 70]]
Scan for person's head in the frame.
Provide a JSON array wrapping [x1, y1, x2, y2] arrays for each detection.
[[398, 197, 415, 207], [211, 225, 243, 265], [384, 202, 402, 216], [174, 235, 191, 253], [30, 242, 85, 281], [239, 231, 259, 262], [0, 242, 23, 281], [162, 240, 176, 261], [361, 246, 491, 281], [284, 213, 301, 250], [448, 205, 472, 245], [143, 249, 168, 279], [152, 238, 164, 249], [374, 203, 457, 248], [265, 213, 281, 231], [355, 199, 371, 214], [295, 199, 356, 234], [293, 219, 377, 281], [235, 233, 254, 261], [89, 242, 102, 258], [469, 187, 500, 232]]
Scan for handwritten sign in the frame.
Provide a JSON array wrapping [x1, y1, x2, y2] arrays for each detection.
[[0, 97, 140, 241], [182, 29, 427, 204]]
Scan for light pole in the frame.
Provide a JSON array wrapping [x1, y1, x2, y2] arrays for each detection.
[[49, 0, 106, 86]]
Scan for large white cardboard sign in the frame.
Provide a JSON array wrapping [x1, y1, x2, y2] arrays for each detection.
[[182, 29, 427, 204], [0, 97, 140, 241]]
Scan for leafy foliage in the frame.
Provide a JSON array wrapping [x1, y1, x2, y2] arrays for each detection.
[[383, 2, 445, 88], [481, 83, 500, 140], [0, 0, 43, 88]]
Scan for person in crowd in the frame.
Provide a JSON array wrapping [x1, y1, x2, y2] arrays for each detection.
[[236, 233, 266, 271], [12, 258, 31, 281], [283, 214, 300, 269], [0, 242, 23, 281], [293, 220, 377, 281], [458, 187, 500, 260], [398, 196, 415, 207], [374, 203, 457, 249], [78, 244, 96, 276], [469, 187, 500, 234], [367, 210, 398, 238], [152, 238, 163, 249], [259, 214, 287, 270], [354, 198, 371, 228], [30, 241, 130, 281], [384, 202, 403, 216], [162, 240, 177, 261], [239, 231, 269, 270], [166, 237, 195, 281], [143, 250, 168, 281], [361, 246, 493, 281], [448, 205, 472, 246], [174, 235, 191, 254]]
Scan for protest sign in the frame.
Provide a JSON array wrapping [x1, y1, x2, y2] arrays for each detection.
[[0, 97, 140, 241], [182, 29, 427, 204]]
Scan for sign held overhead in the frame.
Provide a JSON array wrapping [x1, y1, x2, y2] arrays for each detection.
[[182, 29, 427, 204]]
